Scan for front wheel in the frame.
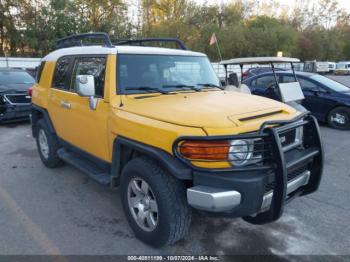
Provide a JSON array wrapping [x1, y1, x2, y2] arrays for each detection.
[[327, 107, 350, 130], [120, 157, 192, 247]]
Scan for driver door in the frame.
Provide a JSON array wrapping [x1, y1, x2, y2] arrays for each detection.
[[47, 55, 110, 162]]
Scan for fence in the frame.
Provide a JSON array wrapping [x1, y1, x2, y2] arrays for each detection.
[[0, 57, 41, 69]]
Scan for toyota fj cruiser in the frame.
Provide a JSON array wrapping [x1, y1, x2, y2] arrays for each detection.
[[31, 33, 324, 247]]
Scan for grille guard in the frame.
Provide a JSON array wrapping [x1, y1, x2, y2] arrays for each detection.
[[173, 111, 324, 223]]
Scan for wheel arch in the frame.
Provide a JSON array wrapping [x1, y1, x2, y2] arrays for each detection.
[[110, 136, 192, 187], [31, 104, 56, 137]]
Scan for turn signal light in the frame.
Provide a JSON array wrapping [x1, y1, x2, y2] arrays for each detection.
[[179, 140, 229, 160]]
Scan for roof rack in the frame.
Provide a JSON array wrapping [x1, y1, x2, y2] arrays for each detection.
[[55, 33, 188, 50], [113, 38, 187, 50], [55, 32, 114, 49]]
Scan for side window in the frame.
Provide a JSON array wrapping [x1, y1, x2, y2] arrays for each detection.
[[52, 57, 71, 89], [281, 75, 296, 83], [36, 61, 46, 83], [71, 57, 106, 97], [255, 75, 276, 89], [298, 78, 317, 90]]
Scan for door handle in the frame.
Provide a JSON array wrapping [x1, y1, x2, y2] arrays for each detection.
[[60, 101, 71, 109]]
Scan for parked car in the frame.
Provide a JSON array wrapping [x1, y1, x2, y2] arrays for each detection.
[[242, 66, 286, 80], [31, 33, 323, 247], [0, 68, 35, 123], [304, 61, 329, 74], [243, 71, 350, 129], [335, 62, 350, 75], [220, 57, 306, 113]]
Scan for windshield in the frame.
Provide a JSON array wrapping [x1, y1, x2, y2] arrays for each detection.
[[118, 54, 220, 94], [310, 74, 350, 92], [0, 71, 35, 85]]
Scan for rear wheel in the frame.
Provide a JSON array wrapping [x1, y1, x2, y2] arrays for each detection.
[[35, 119, 63, 168], [120, 157, 192, 247], [327, 107, 350, 130]]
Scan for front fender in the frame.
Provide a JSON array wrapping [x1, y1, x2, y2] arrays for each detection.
[[110, 136, 192, 186]]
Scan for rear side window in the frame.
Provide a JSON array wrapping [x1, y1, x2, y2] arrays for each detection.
[[52, 57, 72, 89], [36, 61, 46, 83]]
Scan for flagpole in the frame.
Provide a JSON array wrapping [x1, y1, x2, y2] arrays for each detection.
[[215, 40, 223, 61], [210, 32, 223, 62]]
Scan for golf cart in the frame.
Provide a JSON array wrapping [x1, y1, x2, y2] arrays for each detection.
[[220, 57, 306, 112]]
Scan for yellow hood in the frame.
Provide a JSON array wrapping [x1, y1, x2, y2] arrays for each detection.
[[117, 91, 297, 130]]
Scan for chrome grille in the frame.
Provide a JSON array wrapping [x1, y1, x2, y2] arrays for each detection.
[[279, 125, 303, 152], [4, 94, 31, 105]]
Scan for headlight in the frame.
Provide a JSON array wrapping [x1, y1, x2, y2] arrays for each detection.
[[228, 139, 254, 166], [178, 138, 263, 167]]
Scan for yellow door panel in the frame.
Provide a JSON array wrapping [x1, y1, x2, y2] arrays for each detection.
[[46, 55, 114, 162]]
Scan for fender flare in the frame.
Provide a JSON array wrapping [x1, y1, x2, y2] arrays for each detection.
[[31, 104, 56, 136], [111, 136, 192, 185]]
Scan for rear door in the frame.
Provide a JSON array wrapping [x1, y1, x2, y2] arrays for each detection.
[[47, 55, 111, 162]]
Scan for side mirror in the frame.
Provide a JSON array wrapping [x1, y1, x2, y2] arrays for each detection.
[[75, 75, 98, 110], [76, 75, 95, 97]]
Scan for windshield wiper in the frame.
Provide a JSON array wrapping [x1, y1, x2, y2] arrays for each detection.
[[163, 84, 201, 92], [125, 86, 169, 94], [197, 83, 224, 90]]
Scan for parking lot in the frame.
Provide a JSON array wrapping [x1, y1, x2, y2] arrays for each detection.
[[0, 76, 349, 259]]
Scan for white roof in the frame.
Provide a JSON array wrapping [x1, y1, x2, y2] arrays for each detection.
[[220, 57, 300, 65], [42, 45, 206, 61]]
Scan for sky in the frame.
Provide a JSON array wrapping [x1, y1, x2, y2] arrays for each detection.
[[193, 0, 350, 12]]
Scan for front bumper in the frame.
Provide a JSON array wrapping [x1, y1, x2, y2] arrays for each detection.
[[0, 103, 31, 123], [176, 113, 324, 222], [187, 168, 311, 215]]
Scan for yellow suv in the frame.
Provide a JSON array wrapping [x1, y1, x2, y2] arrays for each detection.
[[31, 33, 324, 247]]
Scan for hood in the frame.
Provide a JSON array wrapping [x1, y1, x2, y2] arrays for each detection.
[[0, 83, 32, 93], [117, 91, 297, 129]]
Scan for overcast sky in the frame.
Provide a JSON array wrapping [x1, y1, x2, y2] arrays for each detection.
[[193, 0, 350, 12]]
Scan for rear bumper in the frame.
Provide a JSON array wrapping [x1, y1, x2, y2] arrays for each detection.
[[178, 114, 324, 222]]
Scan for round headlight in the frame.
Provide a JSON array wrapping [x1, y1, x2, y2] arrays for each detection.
[[228, 139, 253, 166]]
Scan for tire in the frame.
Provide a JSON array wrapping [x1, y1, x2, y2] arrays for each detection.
[[120, 157, 192, 247], [327, 107, 350, 130], [35, 119, 63, 168]]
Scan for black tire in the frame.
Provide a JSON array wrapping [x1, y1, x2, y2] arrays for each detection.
[[120, 157, 192, 247], [35, 119, 63, 168], [327, 107, 350, 130]]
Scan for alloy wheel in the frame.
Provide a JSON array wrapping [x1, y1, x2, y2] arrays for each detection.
[[127, 177, 159, 232]]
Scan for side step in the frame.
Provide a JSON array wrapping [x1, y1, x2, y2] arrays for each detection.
[[57, 148, 111, 185]]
